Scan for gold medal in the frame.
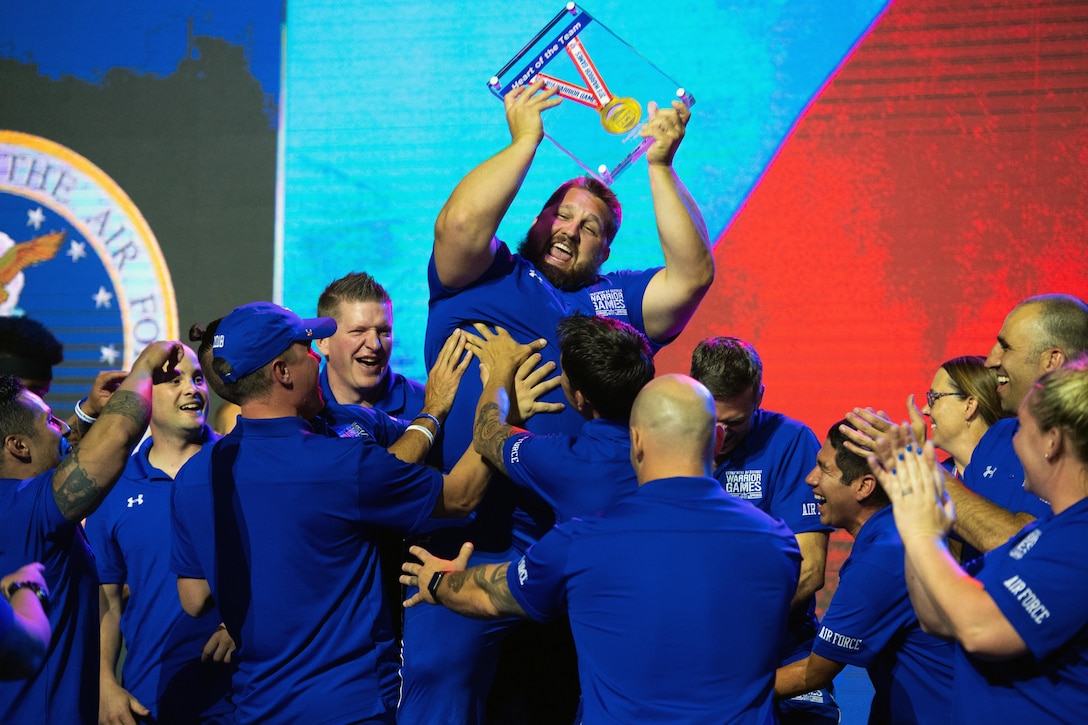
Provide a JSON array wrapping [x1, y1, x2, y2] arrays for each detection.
[[599, 97, 642, 135]]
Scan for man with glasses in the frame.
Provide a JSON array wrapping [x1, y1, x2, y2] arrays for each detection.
[[845, 294, 1088, 555]]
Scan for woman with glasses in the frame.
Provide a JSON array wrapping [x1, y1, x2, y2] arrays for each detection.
[[868, 356, 1088, 722], [919, 355, 1008, 477]]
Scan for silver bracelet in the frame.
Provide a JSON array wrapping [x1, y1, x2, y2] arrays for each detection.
[[74, 397, 97, 424], [406, 424, 435, 445]]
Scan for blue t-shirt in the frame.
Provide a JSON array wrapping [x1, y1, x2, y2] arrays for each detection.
[[813, 506, 954, 724], [84, 435, 232, 721], [502, 417, 637, 523], [954, 497, 1088, 722], [319, 366, 408, 445], [423, 241, 659, 555], [170, 416, 444, 725], [509, 476, 801, 725], [0, 470, 98, 724]]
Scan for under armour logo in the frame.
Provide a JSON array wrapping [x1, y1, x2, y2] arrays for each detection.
[[983, 466, 997, 478], [127, 494, 144, 507]]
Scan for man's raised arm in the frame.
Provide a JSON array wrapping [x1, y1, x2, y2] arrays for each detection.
[[433, 79, 561, 289], [52, 342, 181, 522], [464, 323, 554, 476], [640, 101, 714, 342]]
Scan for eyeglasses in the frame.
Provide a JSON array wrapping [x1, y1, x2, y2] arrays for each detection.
[[925, 390, 966, 407]]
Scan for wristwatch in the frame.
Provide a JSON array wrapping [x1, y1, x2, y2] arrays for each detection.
[[7, 581, 49, 611], [428, 571, 448, 604]]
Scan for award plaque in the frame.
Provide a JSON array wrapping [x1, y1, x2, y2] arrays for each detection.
[[488, 3, 694, 185]]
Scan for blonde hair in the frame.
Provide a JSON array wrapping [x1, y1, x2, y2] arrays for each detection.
[[1027, 354, 1088, 464]]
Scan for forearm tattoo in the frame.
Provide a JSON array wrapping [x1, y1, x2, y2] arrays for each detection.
[[52, 390, 147, 520], [445, 563, 525, 618], [474, 401, 511, 475], [99, 390, 151, 430], [53, 450, 100, 520]]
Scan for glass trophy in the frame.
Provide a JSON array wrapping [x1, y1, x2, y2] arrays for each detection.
[[488, 3, 694, 185]]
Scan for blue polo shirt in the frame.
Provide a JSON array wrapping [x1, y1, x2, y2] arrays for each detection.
[[813, 506, 954, 724], [502, 417, 637, 523], [954, 497, 1088, 722], [714, 409, 835, 719], [319, 366, 408, 445], [171, 416, 444, 725], [509, 476, 801, 725], [84, 435, 232, 721], [0, 470, 98, 724], [424, 241, 660, 555], [960, 419, 1052, 561], [372, 369, 426, 421], [714, 409, 826, 537]]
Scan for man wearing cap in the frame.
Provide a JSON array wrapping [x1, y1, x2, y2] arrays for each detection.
[[171, 302, 499, 725]]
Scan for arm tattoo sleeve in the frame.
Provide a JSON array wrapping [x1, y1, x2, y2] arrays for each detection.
[[53, 450, 101, 521], [445, 563, 526, 618], [474, 401, 511, 476], [98, 390, 151, 430]]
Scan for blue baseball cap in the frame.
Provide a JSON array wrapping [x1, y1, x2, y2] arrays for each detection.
[[212, 302, 337, 383]]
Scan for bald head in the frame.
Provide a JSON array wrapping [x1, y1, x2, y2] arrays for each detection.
[[629, 374, 718, 483]]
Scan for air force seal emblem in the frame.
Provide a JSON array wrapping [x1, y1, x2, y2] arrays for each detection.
[[0, 131, 177, 404]]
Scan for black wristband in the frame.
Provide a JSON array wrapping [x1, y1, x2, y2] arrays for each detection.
[[7, 581, 49, 612], [428, 571, 447, 604]]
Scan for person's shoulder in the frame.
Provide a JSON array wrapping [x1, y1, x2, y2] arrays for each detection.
[[985, 416, 1019, 441], [756, 408, 816, 438], [964, 417, 1020, 479]]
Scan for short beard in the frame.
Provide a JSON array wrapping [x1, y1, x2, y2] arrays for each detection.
[[517, 237, 604, 290]]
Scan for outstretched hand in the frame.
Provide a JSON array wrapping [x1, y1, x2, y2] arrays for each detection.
[[867, 423, 955, 543], [464, 323, 546, 387], [423, 329, 473, 417], [132, 341, 184, 385], [840, 407, 895, 457], [640, 100, 690, 166], [512, 352, 565, 425], [78, 370, 129, 418], [401, 542, 474, 608], [504, 77, 562, 146]]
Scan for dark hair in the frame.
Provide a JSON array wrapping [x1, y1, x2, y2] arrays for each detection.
[[540, 177, 622, 243], [557, 314, 653, 421], [690, 336, 763, 400], [1020, 294, 1088, 359], [317, 272, 391, 318], [189, 319, 273, 405], [0, 317, 64, 382], [827, 418, 889, 506], [0, 374, 35, 438]]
